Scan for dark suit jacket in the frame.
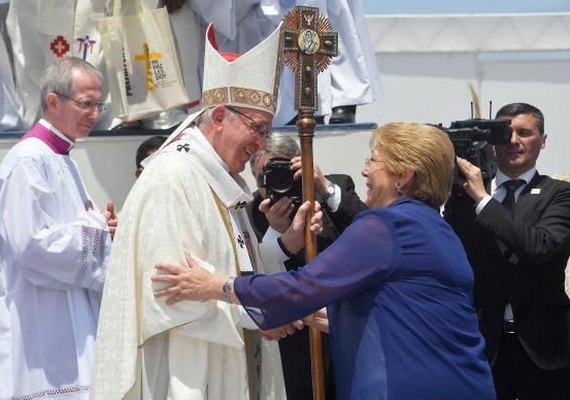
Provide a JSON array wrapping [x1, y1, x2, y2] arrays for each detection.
[[445, 173, 570, 370], [246, 173, 367, 399]]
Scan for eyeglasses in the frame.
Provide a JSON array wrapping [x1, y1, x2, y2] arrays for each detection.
[[364, 157, 384, 167], [226, 105, 272, 140], [54, 92, 107, 113]]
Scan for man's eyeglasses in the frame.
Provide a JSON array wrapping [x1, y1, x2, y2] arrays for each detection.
[[226, 105, 271, 140], [54, 92, 107, 113]]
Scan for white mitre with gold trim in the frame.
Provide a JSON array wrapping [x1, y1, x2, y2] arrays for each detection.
[[147, 23, 284, 160], [202, 23, 283, 116]]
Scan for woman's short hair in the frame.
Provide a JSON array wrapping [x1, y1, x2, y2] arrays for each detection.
[[371, 122, 455, 207]]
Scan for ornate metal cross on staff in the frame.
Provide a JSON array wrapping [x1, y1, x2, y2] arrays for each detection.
[[281, 6, 338, 400]]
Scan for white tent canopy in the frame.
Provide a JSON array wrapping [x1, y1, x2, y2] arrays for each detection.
[[367, 13, 570, 52], [358, 13, 570, 180]]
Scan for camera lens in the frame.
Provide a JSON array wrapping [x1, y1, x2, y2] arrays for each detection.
[[263, 159, 302, 204], [268, 168, 294, 193]]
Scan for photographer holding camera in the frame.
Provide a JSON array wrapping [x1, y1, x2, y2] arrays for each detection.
[[444, 103, 570, 399], [246, 132, 366, 400]]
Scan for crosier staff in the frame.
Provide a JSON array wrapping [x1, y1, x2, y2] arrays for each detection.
[[281, 6, 338, 400]]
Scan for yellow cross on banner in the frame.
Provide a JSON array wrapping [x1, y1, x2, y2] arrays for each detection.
[[134, 43, 162, 91]]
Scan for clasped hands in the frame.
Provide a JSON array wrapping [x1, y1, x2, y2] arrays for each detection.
[[84, 199, 118, 239]]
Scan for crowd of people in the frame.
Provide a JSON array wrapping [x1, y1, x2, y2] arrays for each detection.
[[0, 3, 570, 400]]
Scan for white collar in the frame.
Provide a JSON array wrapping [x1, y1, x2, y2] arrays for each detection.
[[495, 168, 536, 189], [162, 126, 253, 208]]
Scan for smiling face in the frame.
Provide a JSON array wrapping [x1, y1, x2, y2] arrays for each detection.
[[496, 113, 546, 178], [46, 70, 102, 141], [207, 106, 272, 174], [361, 123, 455, 208], [361, 148, 401, 208]]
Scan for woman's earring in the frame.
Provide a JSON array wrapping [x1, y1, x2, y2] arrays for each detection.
[[396, 182, 402, 196]]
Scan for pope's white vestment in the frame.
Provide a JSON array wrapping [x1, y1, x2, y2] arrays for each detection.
[[91, 126, 286, 399], [0, 122, 111, 399]]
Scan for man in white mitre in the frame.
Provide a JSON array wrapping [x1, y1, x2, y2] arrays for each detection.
[[91, 22, 320, 399]]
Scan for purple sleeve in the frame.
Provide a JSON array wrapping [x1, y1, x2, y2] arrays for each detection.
[[234, 211, 400, 329]]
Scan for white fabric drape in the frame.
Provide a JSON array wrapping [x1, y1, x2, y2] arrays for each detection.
[[0, 135, 111, 399]]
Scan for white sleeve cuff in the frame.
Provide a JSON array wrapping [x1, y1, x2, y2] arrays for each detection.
[[236, 306, 261, 330], [262, 227, 289, 263], [475, 194, 493, 215], [325, 184, 341, 212]]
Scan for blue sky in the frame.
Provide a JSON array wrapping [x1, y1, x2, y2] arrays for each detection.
[[362, 0, 570, 15]]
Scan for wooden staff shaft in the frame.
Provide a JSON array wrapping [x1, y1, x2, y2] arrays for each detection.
[[297, 112, 325, 400]]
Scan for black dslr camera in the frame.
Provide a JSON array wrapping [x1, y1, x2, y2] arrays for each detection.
[[436, 118, 512, 189], [259, 158, 303, 206]]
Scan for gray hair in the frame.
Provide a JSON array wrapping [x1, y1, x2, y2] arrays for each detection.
[[39, 57, 103, 114], [249, 132, 300, 169], [196, 107, 213, 126], [195, 106, 236, 128]]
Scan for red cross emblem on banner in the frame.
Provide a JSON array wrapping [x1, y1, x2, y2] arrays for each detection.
[[50, 36, 70, 58]]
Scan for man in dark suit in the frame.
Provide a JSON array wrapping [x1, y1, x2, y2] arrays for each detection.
[[246, 133, 367, 400], [444, 103, 570, 399]]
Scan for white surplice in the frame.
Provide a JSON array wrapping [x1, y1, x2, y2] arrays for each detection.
[[0, 133, 111, 399], [91, 126, 286, 399]]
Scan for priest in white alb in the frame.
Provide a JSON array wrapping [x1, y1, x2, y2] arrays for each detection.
[[0, 57, 115, 399]]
